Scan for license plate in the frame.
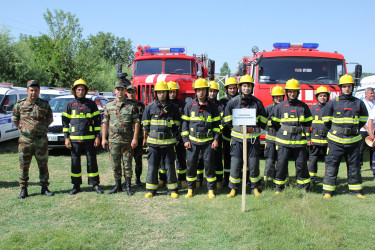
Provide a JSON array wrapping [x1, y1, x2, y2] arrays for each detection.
[[48, 135, 58, 141]]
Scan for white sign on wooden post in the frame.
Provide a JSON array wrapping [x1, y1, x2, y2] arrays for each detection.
[[232, 108, 256, 212]]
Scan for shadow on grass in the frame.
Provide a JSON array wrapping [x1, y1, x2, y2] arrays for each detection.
[[0, 139, 18, 154], [0, 181, 40, 188]]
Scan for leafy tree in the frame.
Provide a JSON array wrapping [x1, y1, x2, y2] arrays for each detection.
[[220, 62, 231, 76]]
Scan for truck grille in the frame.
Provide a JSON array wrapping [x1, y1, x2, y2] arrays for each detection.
[[138, 84, 154, 104], [48, 126, 63, 133]]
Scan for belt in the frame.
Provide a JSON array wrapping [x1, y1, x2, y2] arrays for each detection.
[[332, 125, 359, 136], [233, 125, 260, 133], [312, 128, 327, 137], [149, 131, 173, 140], [280, 125, 310, 134], [110, 128, 131, 133], [190, 131, 214, 139]]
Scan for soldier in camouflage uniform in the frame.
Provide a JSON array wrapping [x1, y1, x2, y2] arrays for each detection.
[[102, 81, 140, 195], [12, 80, 54, 199], [126, 85, 145, 187]]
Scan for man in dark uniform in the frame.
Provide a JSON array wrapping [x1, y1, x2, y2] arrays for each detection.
[[264, 86, 285, 187], [220, 77, 239, 187], [223, 75, 267, 197], [126, 84, 145, 187], [322, 74, 368, 199], [12, 80, 54, 199], [102, 81, 140, 195], [307, 86, 330, 185], [272, 79, 312, 194], [62, 78, 104, 195]]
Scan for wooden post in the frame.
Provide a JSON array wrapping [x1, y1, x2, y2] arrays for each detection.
[[241, 125, 247, 212]]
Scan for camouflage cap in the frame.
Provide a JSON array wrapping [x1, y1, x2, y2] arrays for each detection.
[[115, 81, 127, 89], [127, 85, 137, 91], [27, 80, 40, 88]]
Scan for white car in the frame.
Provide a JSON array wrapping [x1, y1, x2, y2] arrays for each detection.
[[0, 83, 27, 142], [47, 94, 108, 148], [40, 87, 70, 102]]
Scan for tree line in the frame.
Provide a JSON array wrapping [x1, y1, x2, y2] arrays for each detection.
[[0, 9, 134, 91]]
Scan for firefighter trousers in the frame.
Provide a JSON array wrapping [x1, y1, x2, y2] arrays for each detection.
[[186, 143, 216, 190], [146, 146, 178, 194], [323, 142, 363, 195], [372, 148, 375, 175], [222, 138, 231, 183], [308, 145, 327, 183], [264, 141, 277, 183], [275, 146, 310, 191], [215, 137, 223, 182], [71, 141, 100, 186], [159, 139, 187, 182], [229, 140, 261, 190]]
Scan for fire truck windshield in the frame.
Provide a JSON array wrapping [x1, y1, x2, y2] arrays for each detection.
[[165, 59, 194, 75], [257, 57, 345, 85], [134, 59, 162, 76]]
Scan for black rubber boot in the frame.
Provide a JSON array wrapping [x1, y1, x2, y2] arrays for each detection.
[[18, 187, 28, 199], [125, 177, 134, 196], [41, 186, 54, 196], [136, 174, 143, 187], [69, 184, 81, 195], [108, 179, 123, 194], [93, 185, 104, 194]]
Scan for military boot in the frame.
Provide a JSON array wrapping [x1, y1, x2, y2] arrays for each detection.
[[69, 184, 81, 195], [18, 187, 28, 199], [93, 185, 104, 194], [125, 177, 134, 196], [108, 179, 123, 194], [41, 185, 54, 196]]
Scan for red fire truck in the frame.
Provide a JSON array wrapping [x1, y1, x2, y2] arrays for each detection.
[[236, 42, 362, 143], [118, 46, 215, 105]]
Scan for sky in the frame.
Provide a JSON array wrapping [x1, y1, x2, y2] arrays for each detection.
[[1, 0, 375, 74]]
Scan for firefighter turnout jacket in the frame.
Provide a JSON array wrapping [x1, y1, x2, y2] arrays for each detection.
[[62, 97, 101, 142], [181, 98, 220, 145], [265, 103, 278, 144], [272, 99, 313, 147], [322, 95, 368, 147], [142, 100, 181, 148], [310, 103, 328, 146]]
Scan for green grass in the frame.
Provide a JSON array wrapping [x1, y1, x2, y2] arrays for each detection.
[[1, 139, 375, 249]]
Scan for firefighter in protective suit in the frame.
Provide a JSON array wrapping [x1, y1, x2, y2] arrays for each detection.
[[158, 81, 187, 189], [271, 79, 312, 193], [223, 74, 267, 197], [62, 79, 104, 195], [181, 78, 220, 199], [307, 86, 330, 185], [322, 74, 368, 199], [220, 77, 239, 186], [142, 81, 181, 198], [264, 86, 285, 187]]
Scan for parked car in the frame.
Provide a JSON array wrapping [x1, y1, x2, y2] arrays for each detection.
[[40, 87, 70, 102], [47, 94, 108, 148], [0, 83, 27, 142]]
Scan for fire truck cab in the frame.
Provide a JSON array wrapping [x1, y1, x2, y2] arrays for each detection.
[[237, 42, 362, 143], [119, 46, 215, 105]]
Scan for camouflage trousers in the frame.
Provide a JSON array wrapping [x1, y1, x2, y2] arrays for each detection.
[[109, 142, 133, 180], [18, 134, 49, 188]]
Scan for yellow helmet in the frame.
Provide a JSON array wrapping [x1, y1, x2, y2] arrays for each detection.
[[154, 81, 169, 91], [71, 78, 89, 95], [271, 86, 285, 96], [208, 81, 219, 90], [225, 77, 237, 87], [315, 86, 330, 97], [239, 74, 254, 85], [193, 78, 209, 89], [285, 78, 300, 90], [167, 81, 180, 90], [339, 74, 354, 85]]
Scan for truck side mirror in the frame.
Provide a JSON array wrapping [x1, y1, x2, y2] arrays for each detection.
[[116, 63, 123, 78], [238, 62, 246, 76], [354, 64, 362, 86], [207, 59, 215, 80]]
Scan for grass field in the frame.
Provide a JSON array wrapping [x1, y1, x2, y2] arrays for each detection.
[[1, 139, 375, 249]]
